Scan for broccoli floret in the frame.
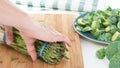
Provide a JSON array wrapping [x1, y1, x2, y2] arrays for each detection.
[[76, 25, 83, 31], [91, 21, 100, 29], [117, 21, 120, 30], [91, 29, 101, 38], [82, 26, 92, 32], [77, 18, 86, 25], [108, 16, 117, 24], [97, 33, 112, 41], [96, 48, 106, 59], [104, 7, 112, 16], [103, 16, 117, 26], [109, 52, 120, 68], [103, 20, 110, 26], [105, 26, 110, 32], [111, 31, 120, 41], [106, 41, 120, 60], [110, 25, 118, 34], [111, 9, 119, 16], [96, 41, 120, 68]]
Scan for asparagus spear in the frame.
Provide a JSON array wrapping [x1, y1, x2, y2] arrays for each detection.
[[8, 28, 68, 64]]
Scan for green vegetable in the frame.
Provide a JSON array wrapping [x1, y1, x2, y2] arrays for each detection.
[[77, 18, 86, 25], [109, 52, 120, 68], [96, 48, 106, 59], [104, 7, 112, 16], [76, 25, 83, 31], [106, 41, 120, 68], [96, 41, 120, 68], [111, 31, 120, 41], [9, 28, 68, 65], [110, 25, 118, 34], [111, 9, 119, 16], [76, 7, 120, 42], [98, 33, 112, 41], [108, 16, 117, 24], [105, 26, 110, 32], [105, 41, 120, 60], [91, 29, 101, 38], [103, 20, 110, 26], [82, 26, 92, 32], [117, 21, 120, 29], [91, 21, 100, 29]]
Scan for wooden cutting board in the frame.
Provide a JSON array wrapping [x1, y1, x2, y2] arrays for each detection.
[[0, 14, 84, 68]]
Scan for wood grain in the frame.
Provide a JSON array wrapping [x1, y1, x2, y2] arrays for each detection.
[[0, 14, 84, 68]]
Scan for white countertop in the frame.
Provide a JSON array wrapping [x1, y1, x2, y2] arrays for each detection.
[[81, 37, 109, 68]]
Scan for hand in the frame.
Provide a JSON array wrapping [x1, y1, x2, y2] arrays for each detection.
[[5, 19, 72, 61]]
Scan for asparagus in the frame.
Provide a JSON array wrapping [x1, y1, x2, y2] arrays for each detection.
[[9, 28, 68, 64]]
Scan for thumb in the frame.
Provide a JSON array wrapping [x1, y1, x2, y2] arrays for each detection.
[[21, 34, 37, 61], [5, 26, 13, 45]]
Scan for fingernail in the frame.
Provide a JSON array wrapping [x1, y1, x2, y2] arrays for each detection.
[[67, 44, 71, 47]]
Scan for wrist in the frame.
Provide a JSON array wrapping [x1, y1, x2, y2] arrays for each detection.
[[14, 14, 35, 30]]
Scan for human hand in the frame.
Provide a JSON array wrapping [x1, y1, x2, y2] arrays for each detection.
[[5, 19, 72, 61]]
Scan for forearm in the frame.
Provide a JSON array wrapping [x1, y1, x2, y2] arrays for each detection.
[[0, 0, 32, 28]]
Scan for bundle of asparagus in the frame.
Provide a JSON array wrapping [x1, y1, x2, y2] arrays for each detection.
[[5, 28, 69, 64]]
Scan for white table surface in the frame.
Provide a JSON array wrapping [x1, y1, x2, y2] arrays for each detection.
[[15, 1, 120, 67]]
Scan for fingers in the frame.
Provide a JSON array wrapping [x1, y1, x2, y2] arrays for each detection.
[[35, 23, 72, 46], [58, 35, 72, 47], [51, 34, 72, 46], [26, 43, 37, 61], [62, 36, 72, 47], [5, 26, 13, 45], [21, 34, 37, 61]]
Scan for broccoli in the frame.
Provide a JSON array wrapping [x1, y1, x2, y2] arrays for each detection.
[[103, 20, 110, 26], [77, 18, 86, 25], [96, 48, 106, 59], [97, 33, 112, 41], [117, 21, 120, 29], [96, 41, 120, 68], [110, 25, 118, 34], [76, 7, 120, 42], [91, 29, 101, 38], [104, 7, 112, 16], [109, 52, 120, 68], [111, 31, 120, 41], [76, 25, 83, 31], [105, 26, 110, 32], [108, 16, 117, 24], [82, 26, 92, 32], [91, 21, 100, 29], [111, 9, 119, 16]]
